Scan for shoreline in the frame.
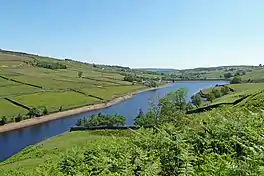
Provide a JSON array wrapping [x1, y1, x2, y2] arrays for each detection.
[[0, 84, 169, 134]]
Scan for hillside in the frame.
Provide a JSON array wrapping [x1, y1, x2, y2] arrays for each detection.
[[0, 50, 164, 123], [146, 65, 264, 81]]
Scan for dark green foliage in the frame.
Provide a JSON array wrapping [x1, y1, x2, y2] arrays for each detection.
[[207, 92, 215, 102], [221, 86, 230, 95], [135, 88, 191, 127], [77, 71, 83, 78], [123, 74, 141, 82], [28, 60, 67, 69], [191, 94, 202, 107], [0, 116, 7, 125], [27, 108, 40, 118], [59, 106, 63, 112], [231, 76, 242, 84], [212, 88, 222, 98], [42, 107, 48, 115], [147, 80, 158, 87], [224, 72, 233, 79], [14, 113, 23, 122], [76, 113, 126, 127]]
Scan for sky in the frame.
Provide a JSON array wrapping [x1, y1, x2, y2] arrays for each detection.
[[0, 0, 264, 69]]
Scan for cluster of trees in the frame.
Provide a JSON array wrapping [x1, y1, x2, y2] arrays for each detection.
[[0, 107, 49, 125], [26, 60, 67, 69], [36, 61, 67, 69], [14, 88, 264, 175], [206, 86, 230, 102], [123, 74, 142, 82], [230, 76, 242, 84], [123, 74, 159, 87], [76, 113, 126, 128]]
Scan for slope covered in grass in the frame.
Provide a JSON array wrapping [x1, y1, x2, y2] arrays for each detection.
[[0, 50, 152, 120]]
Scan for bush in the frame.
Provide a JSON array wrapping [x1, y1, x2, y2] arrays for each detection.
[[207, 92, 215, 102], [147, 80, 158, 87], [42, 107, 48, 115], [221, 86, 230, 95], [27, 108, 40, 118], [0, 116, 7, 125], [191, 94, 202, 107], [212, 88, 222, 98], [76, 113, 126, 128], [231, 76, 242, 84], [14, 114, 23, 122], [224, 72, 233, 79]]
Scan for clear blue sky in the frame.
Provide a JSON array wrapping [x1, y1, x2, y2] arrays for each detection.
[[0, 0, 263, 69]]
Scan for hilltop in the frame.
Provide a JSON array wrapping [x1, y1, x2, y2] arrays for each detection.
[[0, 50, 163, 124]]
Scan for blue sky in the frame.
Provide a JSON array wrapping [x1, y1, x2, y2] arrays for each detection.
[[0, 0, 263, 69]]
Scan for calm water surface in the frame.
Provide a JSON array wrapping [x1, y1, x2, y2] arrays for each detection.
[[0, 81, 228, 162]]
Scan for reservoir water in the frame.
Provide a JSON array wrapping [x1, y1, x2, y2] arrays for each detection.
[[0, 81, 228, 162]]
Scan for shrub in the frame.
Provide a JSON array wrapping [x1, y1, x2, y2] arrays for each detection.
[[207, 92, 215, 102], [76, 113, 126, 128], [191, 94, 202, 107], [221, 86, 230, 95], [14, 114, 23, 122], [212, 88, 222, 98], [0, 116, 7, 125], [42, 107, 48, 115], [78, 71, 83, 78], [231, 76, 242, 84], [27, 108, 40, 118]]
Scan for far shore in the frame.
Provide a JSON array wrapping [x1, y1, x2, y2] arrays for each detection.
[[0, 84, 169, 134]]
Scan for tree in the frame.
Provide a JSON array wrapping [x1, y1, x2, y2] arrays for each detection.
[[230, 76, 242, 84], [14, 114, 23, 122], [212, 88, 222, 98], [42, 107, 48, 115], [27, 108, 40, 118], [259, 64, 262, 67], [134, 109, 157, 127], [147, 80, 158, 87], [191, 94, 202, 107], [78, 71, 83, 78], [207, 92, 215, 102], [0, 116, 7, 125], [123, 74, 134, 82], [76, 113, 126, 128], [220, 86, 230, 95], [224, 73, 233, 79]]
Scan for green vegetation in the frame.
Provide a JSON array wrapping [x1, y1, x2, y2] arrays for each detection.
[[2, 88, 264, 175], [230, 76, 242, 84], [191, 93, 202, 107], [141, 65, 264, 82], [0, 50, 163, 123], [76, 113, 126, 127]]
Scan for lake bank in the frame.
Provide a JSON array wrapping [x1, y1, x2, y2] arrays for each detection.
[[0, 84, 169, 134]]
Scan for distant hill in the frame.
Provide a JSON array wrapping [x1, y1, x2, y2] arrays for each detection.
[[138, 68, 179, 74]]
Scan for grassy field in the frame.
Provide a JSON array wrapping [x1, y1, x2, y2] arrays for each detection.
[[0, 99, 28, 119], [0, 50, 150, 121], [202, 83, 264, 105], [12, 91, 100, 113], [0, 130, 130, 175]]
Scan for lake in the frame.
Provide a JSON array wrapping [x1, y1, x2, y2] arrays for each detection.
[[0, 81, 228, 162]]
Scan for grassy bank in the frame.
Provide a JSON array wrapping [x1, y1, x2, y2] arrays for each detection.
[[0, 130, 131, 175], [201, 83, 264, 106], [0, 50, 161, 123]]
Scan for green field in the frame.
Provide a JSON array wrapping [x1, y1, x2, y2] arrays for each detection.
[[0, 99, 28, 120], [0, 130, 130, 175], [0, 50, 152, 122], [12, 91, 100, 113], [202, 83, 264, 105]]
